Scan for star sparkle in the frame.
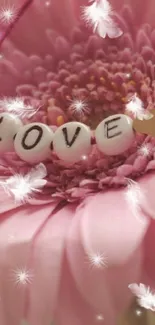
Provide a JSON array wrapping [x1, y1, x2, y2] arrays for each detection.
[[138, 143, 152, 157], [0, 6, 16, 24], [12, 267, 33, 286], [87, 252, 108, 269]]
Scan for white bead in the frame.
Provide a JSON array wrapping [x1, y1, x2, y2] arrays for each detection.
[[53, 122, 91, 163], [14, 123, 54, 163], [0, 113, 22, 153], [95, 114, 135, 156]]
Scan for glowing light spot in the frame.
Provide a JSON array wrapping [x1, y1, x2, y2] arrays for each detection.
[[87, 252, 108, 269], [81, 155, 88, 160], [82, 0, 123, 39], [70, 99, 89, 118], [12, 268, 33, 286], [138, 144, 152, 157], [135, 309, 142, 316], [126, 73, 131, 79], [96, 314, 104, 322], [0, 6, 16, 24], [45, 0, 51, 7]]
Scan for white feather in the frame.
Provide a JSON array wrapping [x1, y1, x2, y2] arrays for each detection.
[[126, 94, 153, 120], [82, 0, 122, 39], [129, 283, 155, 311], [129, 283, 150, 297], [0, 163, 47, 203], [0, 97, 39, 118]]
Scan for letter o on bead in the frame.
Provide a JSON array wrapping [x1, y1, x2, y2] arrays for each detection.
[[53, 122, 92, 163], [14, 122, 54, 163], [95, 114, 135, 156], [0, 113, 23, 153]]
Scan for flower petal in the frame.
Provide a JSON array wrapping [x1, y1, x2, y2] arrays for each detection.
[[26, 204, 76, 325], [0, 203, 56, 325], [0, 188, 22, 213], [142, 219, 155, 285], [81, 190, 149, 264], [67, 203, 143, 319], [138, 172, 155, 219], [67, 211, 117, 319], [55, 259, 99, 325]]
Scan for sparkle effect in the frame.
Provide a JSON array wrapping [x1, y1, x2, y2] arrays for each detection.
[[96, 314, 104, 321], [0, 97, 39, 118], [124, 179, 145, 217], [126, 94, 153, 120], [138, 143, 152, 157], [45, 1, 51, 7], [135, 309, 142, 316], [70, 99, 89, 118], [87, 252, 108, 269], [12, 268, 33, 286], [129, 283, 155, 312], [0, 163, 47, 203], [82, 0, 123, 39], [0, 6, 16, 24]]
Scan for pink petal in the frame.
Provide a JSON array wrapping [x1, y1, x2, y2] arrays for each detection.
[[138, 172, 155, 218], [0, 203, 56, 325], [55, 259, 99, 325], [81, 190, 149, 264], [67, 201, 143, 317], [142, 219, 155, 286], [0, 189, 21, 213], [26, 204, 76, 325]]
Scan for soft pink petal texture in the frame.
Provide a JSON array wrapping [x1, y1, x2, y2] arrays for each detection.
[[27, 204, 75, 325], [137, 172, 155, 218], [0, 189, 21, 213], [81, 190, 149, 264], [66, 200, 143, 320], [0, 202, 56, 325], [67, 213, 116, 322], [142, 219, 155, 286], [0, 0, 154, 324], [55, 258, 104, 325], [0, 0, 154, 57], [0, 0, 76, 55]]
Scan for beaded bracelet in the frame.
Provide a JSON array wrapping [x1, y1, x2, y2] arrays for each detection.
[[0, 111, 150, 164]]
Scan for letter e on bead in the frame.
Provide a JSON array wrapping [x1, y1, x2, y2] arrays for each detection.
[[104, 116, 122, 139], [95, 114, 135, 156]]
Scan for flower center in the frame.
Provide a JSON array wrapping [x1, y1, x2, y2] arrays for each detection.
[[6, 23, 155, 201]]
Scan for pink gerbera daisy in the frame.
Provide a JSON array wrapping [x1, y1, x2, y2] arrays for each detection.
[[0, 0, 154, 324]]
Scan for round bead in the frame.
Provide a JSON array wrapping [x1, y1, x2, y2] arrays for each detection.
[[95, 114, 135, 156], [0, 113, 23, 153], [14, 123, 54, 163], [53, 122, 91, 163]]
